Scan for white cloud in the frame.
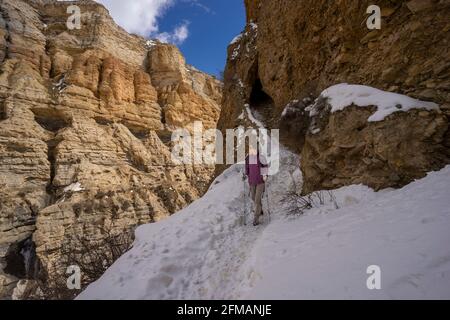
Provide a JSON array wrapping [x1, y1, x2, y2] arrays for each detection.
[[96, 0, 173, 35], [96, 0, 213, 45], [156, 21, 190, 45], [95, 0, 190, 44]]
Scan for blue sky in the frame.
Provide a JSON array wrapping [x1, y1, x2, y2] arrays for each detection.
[[158, 0, 246, 77], [97, 0, 246, 77]]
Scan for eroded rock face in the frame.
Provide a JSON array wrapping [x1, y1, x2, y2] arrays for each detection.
[[218, 0, 449, 192], [0, 0, 221, 297], [221, 0, 450, 122]]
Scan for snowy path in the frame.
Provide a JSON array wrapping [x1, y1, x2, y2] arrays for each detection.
[[77, 141, 301, 299], [78, 158, 450, 299], [78, 106, 450, 300]]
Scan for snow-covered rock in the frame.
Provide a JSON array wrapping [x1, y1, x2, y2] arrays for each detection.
[[231, 44, 241, 60], [63, 182, 85, 193], [301, 83, 448, 194], [320, 83, 439, 122], [230, 33, 243, 45]]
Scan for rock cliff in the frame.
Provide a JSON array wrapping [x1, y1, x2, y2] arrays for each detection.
[[0, 0, 221, 298], [219, 0, 449, 193]]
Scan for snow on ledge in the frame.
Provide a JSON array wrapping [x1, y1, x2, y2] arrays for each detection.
[[63, 182, 85, 193], [229, 21, 258, 46], [230, 33, 243, 45], [321, 83, 440, 122]]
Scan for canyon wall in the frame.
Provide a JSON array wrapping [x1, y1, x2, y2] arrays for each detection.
[[0, 0, 222, 298], [219, 0, 449, 193]]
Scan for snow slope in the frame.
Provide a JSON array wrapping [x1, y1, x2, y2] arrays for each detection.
[[77, 142, 300, 299], [78, 102, 450, 300], [242, 169, 450, 299], [78, 143, 450, 300]]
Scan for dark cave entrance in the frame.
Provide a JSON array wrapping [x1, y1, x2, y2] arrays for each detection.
[[4, 237, 40, 279], [31, 108, 71, 133], [248, 74, 276, 128], [250, 77, 274, 109]]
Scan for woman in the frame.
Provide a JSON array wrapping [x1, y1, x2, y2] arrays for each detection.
[[244, 146, 269, 226]]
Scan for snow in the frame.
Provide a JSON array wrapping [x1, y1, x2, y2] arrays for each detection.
[[231, 21, 257, 45], [231, 44, 240, 60], [229, 21, 257, 56], [230, 33, 243, 45], [145, 39, 157, 48], [53, 75, 68, 93], [244, 104, 265, 128], [249, 22, 258, 31], [77, 164, 265, 300], [186, 64, 199, 73], [244, 168, 450, 299], [77, 106, 450, 300], [78, 137, 300, 300], [78, 163, 450, 300], [63, 182, 85, 193], [321, 83, 440, 122], [281, 100, 299, 117]]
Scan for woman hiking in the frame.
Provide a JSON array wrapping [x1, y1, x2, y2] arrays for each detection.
[[244, 146, 269, 226]]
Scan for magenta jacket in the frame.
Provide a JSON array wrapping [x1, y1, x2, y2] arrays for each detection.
[[245, 154, 269, 186]]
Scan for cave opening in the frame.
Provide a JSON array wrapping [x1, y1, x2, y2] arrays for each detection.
[[32, 108, 71, 133], [4, 237, 40, 279], [250, 77, 274, 109], [248, 75, 276, 127]]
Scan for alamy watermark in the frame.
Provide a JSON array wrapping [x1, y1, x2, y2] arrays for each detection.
[[366, 265, 381, 290], [57, 0, 81, 30], [66, 265, 81, 290], [366, 5, 381, 30], [171, 122, 280, 175]]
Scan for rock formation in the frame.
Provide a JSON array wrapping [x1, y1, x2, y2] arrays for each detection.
[[219, 0, 449, 193], [0, 0, 221, 298]]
